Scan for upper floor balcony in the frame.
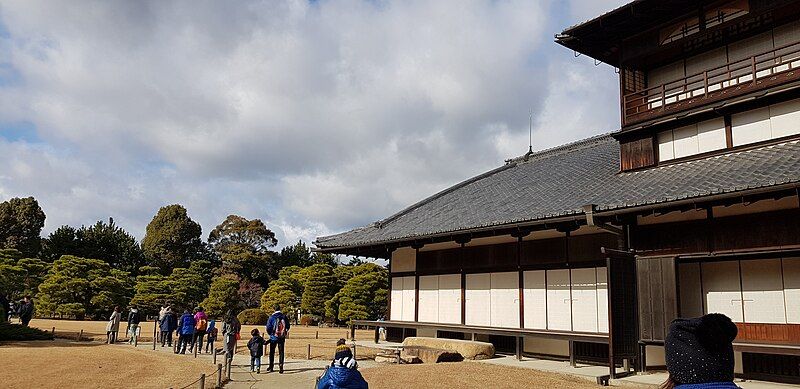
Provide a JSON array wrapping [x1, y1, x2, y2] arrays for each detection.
[[622, 39, 800, 128]]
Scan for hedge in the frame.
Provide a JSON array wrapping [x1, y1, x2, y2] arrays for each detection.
[[0, 322, 54, 341], [237, 308, 269, 325]]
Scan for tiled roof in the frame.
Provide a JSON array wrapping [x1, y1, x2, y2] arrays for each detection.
[[315, 134, 800, 249]]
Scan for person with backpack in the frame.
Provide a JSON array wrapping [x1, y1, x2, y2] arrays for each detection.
[[205, 319, 218, 354], [177, 309, 196, 354], [248, 328, 266, 373], [266, 304, 290, 373], [316, 338, 368, 389], [661, 313, 740, 389], [127, 305, 141, 346], [191, 306, 208, 354]]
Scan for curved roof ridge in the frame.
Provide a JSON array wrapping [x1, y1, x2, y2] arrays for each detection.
[[505, 131, 615, 165]]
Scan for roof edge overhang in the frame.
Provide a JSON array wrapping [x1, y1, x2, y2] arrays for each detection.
[[315, 182, 800, 256]]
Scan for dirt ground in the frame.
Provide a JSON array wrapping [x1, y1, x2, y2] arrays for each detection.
[[0, 340, 214, 389], [30, 319, 378, 359], [360, 361, 639, 389]]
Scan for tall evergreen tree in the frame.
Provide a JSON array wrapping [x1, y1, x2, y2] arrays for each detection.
[[142, 204, 204, 274], [0, 197, 46, 257]]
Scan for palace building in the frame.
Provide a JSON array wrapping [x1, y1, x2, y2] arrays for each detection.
[[315, 0, 800, 383]]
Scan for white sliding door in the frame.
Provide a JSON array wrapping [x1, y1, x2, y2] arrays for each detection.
[[783, 258, 800, 324], [678, 262, 704, 318], [702, 261, 744, 322], [465, 273, 491, 326], [418, 275, 438, 323], [596, 267, 609, 333], [401, 276, 416, 322], [490, 272, 519, 328], [571, 268, 599, 333], [390, 277, 404, 321], [438, 274, 462, 324], [547, 269, 572, 331], [523, 270, 547, 330], [741, 259, 786, 324]]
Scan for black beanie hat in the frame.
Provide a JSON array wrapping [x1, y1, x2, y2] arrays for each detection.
[[665, 313, 738, 384]]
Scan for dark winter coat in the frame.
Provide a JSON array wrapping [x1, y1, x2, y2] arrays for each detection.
[[179, 313, 196, 335], [266, 311, 291, 341], [247, 335, 265, 358], [316, 365, 369, 389], [19, 301, 34, 322], [127, 309, 140, 325], [160, 312, 176, 332]]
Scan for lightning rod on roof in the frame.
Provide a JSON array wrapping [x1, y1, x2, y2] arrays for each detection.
[[528, 108, 533, 154]]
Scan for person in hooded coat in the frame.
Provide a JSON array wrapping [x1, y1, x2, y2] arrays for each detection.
[[316, 340, 368, 389], [159, 307, 176, 347], [205, 319, 218, 354], [661, 313, 740, 389], [105, 306, 121, 344], [177, 309, 195, 354]]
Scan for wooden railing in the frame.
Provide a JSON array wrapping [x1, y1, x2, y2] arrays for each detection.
[[623, 40, 800, 126]]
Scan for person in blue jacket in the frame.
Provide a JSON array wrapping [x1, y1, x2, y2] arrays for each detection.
[[159, 307, 176, 347], [316, 339, 368, 389], [177, 309, 196, 354], [265, 305, 290, 373]]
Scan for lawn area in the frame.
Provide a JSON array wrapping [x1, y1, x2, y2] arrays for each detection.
[[30, 319, 378, 360], [0, 340, 213, 389], [360, 361, 643, 389]]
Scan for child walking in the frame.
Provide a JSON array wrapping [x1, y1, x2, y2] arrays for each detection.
[[248, 328, 266, 373]]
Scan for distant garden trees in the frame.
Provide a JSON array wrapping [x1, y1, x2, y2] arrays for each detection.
[[37, 255, 132, 320], [202, 275, 240, 317], [0, 249, 49, 302], [41, 218, 145, 275], [130, 262, 210, 316], [0, 195, 388, 324]]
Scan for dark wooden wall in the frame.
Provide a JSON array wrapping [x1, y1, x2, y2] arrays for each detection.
[[415, 233, 618, 275], [619, 136, 655, 171], [637, 256, 678, 342], [633, 208, 800, 256]]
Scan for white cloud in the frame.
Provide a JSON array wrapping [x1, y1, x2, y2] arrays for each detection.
[[0, 0, 621, 247]]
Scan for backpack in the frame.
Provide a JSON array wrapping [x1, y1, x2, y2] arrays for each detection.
[[275, 316, 287, 338], [196, 317, 208, 331]]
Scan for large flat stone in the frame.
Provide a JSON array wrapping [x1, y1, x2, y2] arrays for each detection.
[[401, 337, 495, 360], [402, 345, 464, 363]]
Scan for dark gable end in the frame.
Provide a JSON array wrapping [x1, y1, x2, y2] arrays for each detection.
[[316, 135, 800, 250]]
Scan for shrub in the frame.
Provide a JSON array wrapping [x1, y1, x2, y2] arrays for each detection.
[[0, 322, 54, 341], [237, 308, 269, 325], [300, 314, 321, 326]]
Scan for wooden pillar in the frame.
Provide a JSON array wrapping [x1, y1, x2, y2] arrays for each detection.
[[569, 340, 576, 367]]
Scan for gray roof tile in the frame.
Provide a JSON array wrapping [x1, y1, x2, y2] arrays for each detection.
[[316, 134, 800, 249]]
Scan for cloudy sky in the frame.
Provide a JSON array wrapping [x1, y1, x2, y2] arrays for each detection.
[[0, 0, 627, 247]]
